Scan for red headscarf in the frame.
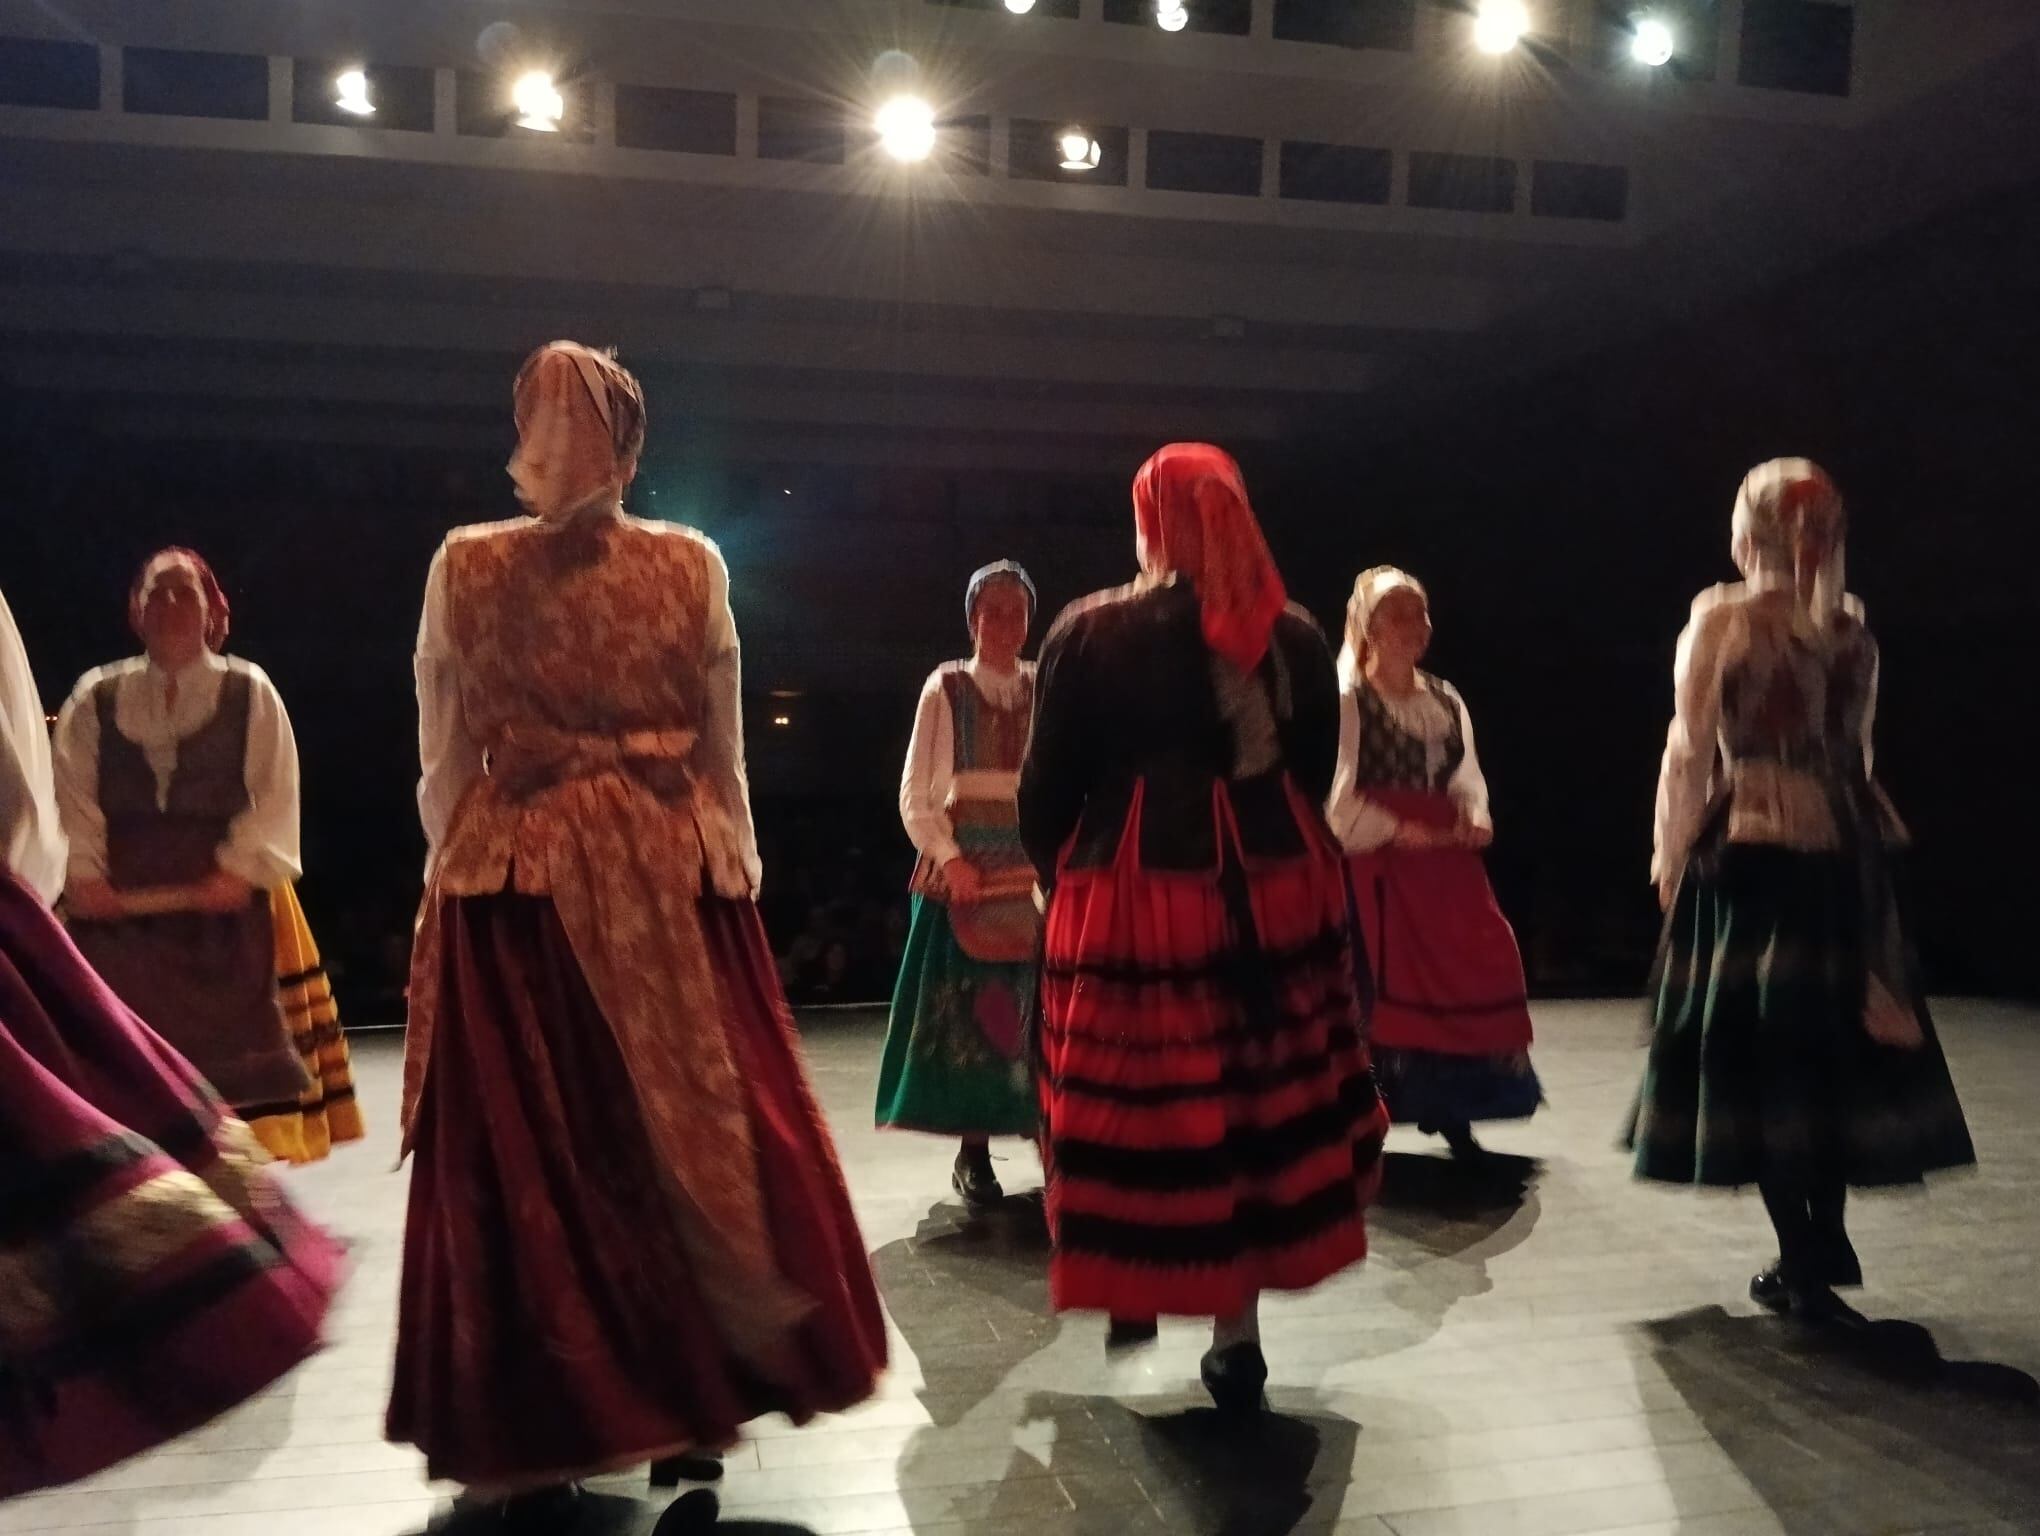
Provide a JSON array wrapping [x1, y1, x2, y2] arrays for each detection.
[[1132, 443, 1287, 675], [129, 547, 231, 653]]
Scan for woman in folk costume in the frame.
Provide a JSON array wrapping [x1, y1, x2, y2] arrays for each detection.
[[391, 341, 885, 1520], [876, 560, 1042, 1207], [1627, 459, 1973, 1325], [51, 549, 362, 1164], [1328, 568, 1539, 1160], [1, 584, 339, 1499], [1018, 443, 1388, 1414]]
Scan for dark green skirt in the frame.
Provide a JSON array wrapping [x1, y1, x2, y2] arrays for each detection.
[[874, 895, 1038, 1137], [1627, 844, 1974, 1189]]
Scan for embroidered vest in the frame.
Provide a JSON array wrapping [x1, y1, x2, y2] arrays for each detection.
[[1351, 676, 1464, 795]]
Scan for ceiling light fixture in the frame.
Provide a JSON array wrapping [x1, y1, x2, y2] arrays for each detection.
[[1059, 130, 1102, 172], [511, 69, 564, 132], [334, 67, 374, 117], [1631, 16, 1676, 66], [1473, 0, 1531, 55], [874, 94, 938, 163]]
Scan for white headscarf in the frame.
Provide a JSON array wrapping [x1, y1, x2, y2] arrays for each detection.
[[1336, 565, 1427, 688], [1730, 458, 1849, 634], [508, 341, 648, 521], [0, 587, 66, 904]]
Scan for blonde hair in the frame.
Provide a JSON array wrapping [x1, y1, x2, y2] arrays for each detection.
[[1337, 565, 1427, 688]]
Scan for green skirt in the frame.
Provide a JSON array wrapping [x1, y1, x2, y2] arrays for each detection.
[[1626, 843, 1974, 1189], [874, 895, 1037, 1137]]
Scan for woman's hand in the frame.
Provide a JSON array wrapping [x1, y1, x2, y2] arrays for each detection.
[[62, 878, 127, 921], [942, 858, 984, 903], [1657, 872, 1679, 913], [1390, 821, 1443, 852], [1456, 819, 1495, 852]]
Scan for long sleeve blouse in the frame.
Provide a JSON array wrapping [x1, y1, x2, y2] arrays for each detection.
[[52, 652, 301, 891], [0, 588, 65, 903], [897, 659, 1033, 868], [1324, 676, 1491, 853], [413, 521, 762, 894]]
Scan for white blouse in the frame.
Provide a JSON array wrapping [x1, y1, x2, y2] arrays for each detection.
[[52, 653, 302, 890], [413, 529, 763, 894], [1326, 676, 1492, 854], [898, 659, 1033, 868], [0, 588, 66, 904]]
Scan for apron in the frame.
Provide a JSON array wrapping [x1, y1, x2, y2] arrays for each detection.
[[68, 669, 306, 1111]]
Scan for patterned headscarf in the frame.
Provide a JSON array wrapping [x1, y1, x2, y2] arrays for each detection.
[[509, 341, 648, 521], [964, 560, 1036, 630], [1730, 457, 1847, 631], [129, 547, 230, 653], [1336, 565, 1428, 688], [1132, 443, 1287, 675]]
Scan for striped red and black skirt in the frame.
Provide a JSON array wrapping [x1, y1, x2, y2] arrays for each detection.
[[1036, 782, 1388, 1319]]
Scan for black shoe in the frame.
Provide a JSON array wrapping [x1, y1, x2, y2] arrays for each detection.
[[1790, 1285, 1870, 1332], [650, 1453, 724, 1488], [1442, 1124, 1484, 1162], [952, 1147, 1003, 1210], [653, 1488, 721, 1533], [1820, 1231, 1864, 1289], [1199, 1342, 1268, 1416], [1750, 1262, 1792, 1315], [1105, 1317, 1159, 1354]]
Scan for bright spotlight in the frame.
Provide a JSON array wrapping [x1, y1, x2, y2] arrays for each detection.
[[1472, 0, 1530, 54], [1004, 0, 1038, 12], [511, 70, 564, 132], [334, 67, 374, 117], [874, 94, 937, 163], [1058, 131, 1102, 172], [1631, 16, 1676, 66], [1156, 2, 1190, 31]]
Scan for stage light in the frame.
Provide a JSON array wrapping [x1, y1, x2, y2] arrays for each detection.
[[1004, 0, 1038, 12], [1157, 2, 1190, 31], [334, 68, 375, 117], [1473, 0, 1530, 54], [874, 94, 937, 163], [512, 70, 564, 132], [1059, 131, 1102, 172], [1631, 16, 1676, 66], [772, 714, 792, 728]]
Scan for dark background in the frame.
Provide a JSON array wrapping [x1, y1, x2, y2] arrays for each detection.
[[5, 172, 2035, 1015]]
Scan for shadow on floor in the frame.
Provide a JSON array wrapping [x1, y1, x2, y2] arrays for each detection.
[[1644, 1304, 2040, 1532], [871, 1192, 1059, 1428], [1372, 1147, 1543, 1229], [1352, 1150, 1544, 1358], [1088, 1393, 1364, 1536]]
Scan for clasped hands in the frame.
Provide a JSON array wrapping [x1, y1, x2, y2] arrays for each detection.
[[64, 868, 257, 921], [1391, 817, 1493, 853]]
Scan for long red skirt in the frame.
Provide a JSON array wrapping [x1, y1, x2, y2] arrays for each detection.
[[386, 893, 886, 1489], [1346, 789, 1535, 1058], [0, 873, 339, 1498], [1037, 786, 1388, 1319], [1345, 790, 1540, 1129]]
